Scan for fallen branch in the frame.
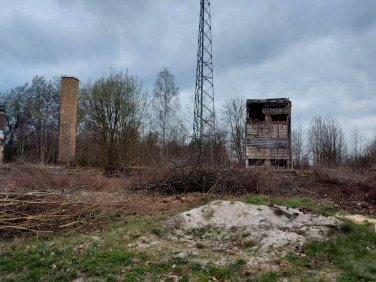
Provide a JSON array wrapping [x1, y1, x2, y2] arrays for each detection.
[[0, 193, 109, 238]]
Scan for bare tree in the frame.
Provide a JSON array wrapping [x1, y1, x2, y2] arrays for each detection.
[[366, 134, 376, 168], [221, 97, 246, 164], [152, 67, 180, 161], [28, 76, 60, 163], [307, 115, 346, 166], [1, 76, 60, 163], [80, 70, 146, 170], [2, 84, 30, 161], [291, 123, 307, 169], [350, 126, 364, 158]]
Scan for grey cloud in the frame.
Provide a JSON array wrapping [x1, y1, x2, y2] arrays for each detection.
[[213, 0, 376, 71], [0, 0, 375, 138]]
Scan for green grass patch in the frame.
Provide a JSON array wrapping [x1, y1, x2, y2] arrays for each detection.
[[2, 197, 375, 281], [244, 241, 255, 248], [236, 258, 247, 265], [151, 227, 162, 236], [81, 249, 135, 275], [0, 210, 251, 281], [256, 271, 278, 282], [284, 220, 376, 281], [207, 265, 235, 280], [305, 221, 376, 281], [195, 243, 206, 249], [245, 194, 269, 205], [245, 195, 337, 214]]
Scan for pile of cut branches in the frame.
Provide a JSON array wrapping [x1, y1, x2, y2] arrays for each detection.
[[141, 167, 275, 195], [0, 192, 108, 238]]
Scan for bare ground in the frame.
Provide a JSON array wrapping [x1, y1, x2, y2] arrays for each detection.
[[0, 163, 375, 238]]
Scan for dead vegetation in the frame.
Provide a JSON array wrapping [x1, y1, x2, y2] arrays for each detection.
[[0, 164, 126, 193], [0, 165, 202, 239], [0, 163, 375, 239], [141, 166, 297, 196], [0, 192, 110, 238], [313, 165, 376, 207]]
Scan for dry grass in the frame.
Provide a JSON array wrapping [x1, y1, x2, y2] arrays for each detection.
[[0, 164, 141, 193], [0, 165, 206, 239], [313, 165, 369, 185], [313, 165, 376, 204], [2, 163, 375, 239]]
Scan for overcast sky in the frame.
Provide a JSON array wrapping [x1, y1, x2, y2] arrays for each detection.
[[1, 0, 376, 140]]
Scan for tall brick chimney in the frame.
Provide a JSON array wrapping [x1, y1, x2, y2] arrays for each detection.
[[58, 76, 79, 164]]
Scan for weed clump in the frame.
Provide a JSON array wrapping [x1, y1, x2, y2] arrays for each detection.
[[236, 258, 247, 265], [340, 222, 354, 234], [151, 228, 161, 236], [244, 241, 255, 248], [195, 243, 205, 249]]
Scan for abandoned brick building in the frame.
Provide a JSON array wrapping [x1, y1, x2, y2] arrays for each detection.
[[246, 98, 291, 167], [0, 105, 4, 163]]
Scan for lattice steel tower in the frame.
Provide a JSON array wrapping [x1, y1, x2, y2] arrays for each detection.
[[194, 0, 215, 149]]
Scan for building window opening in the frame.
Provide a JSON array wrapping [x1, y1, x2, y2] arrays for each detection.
[[271, 114, 288, 121], [248, 103, 265, 121], [248, 159, 264, 166], [271, 159, 287, 167]]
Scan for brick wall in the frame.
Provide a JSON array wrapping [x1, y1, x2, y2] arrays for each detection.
[[247, 124, 288, 139], [246, 147, 289, 160], [58, 77, 79, 164]]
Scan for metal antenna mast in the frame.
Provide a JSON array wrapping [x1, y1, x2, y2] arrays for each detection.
[[194, 0, 215, 157]]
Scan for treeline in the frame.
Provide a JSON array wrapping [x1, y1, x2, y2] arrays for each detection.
[[0, 69, 230, 168], [1, 69, 375, 170], [1, 76, 61, 163], [292, 116, 376, 170]]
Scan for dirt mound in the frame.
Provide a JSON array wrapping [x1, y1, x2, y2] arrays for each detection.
[[164, 201, 341, 264]]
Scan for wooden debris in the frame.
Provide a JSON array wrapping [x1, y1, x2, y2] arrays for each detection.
[[0, 192, 109, 238]]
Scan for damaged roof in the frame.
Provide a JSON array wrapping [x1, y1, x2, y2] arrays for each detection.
[[246, 98, 291, 104]]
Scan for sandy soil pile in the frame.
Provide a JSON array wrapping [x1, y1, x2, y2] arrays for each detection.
[[164, 200, 341, 264]]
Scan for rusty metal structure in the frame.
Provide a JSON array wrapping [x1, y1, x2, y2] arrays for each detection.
[[246, 98, 292, 167], [58, 76, 79, 164], [0, 105, 4, 163]]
